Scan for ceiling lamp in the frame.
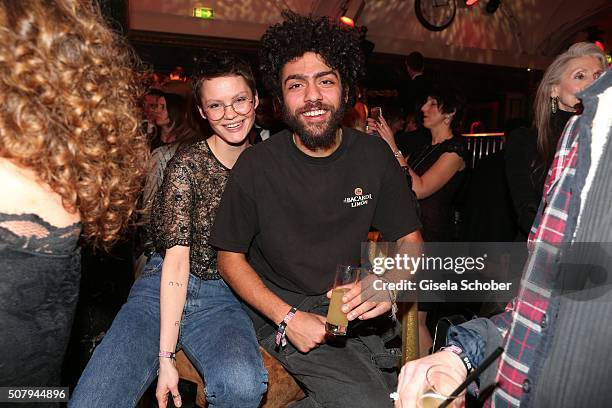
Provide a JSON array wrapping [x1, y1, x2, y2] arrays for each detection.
[[338, 0, 364, 28], [339, 16, 355, 27]]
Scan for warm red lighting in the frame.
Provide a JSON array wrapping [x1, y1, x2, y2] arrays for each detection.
[[595, 41, 605, 52], [339, 16, 355, 27], [465, 0, 479, 5]]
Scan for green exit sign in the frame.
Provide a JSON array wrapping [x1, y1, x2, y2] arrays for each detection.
[[193, 7, 214, 19]]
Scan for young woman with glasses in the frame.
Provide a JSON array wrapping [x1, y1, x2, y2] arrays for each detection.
[[71, 52, 267, 408]]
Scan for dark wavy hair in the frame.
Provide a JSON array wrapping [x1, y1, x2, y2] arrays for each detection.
[[192, 50, 256, 108], [259, 10, 365, 106]]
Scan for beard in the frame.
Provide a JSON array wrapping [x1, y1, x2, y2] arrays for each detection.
[[282, 98, 346, 151]]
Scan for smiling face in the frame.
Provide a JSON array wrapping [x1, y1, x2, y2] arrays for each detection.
[[280, 52, 346, 150], [552, 55, 604, 111], [198, 75, 258, 145]]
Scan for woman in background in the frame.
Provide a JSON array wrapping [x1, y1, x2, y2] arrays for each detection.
[[0, 0, 148, 387], [505, 42, 606, 240], [153, 93, 188, 146], [370, 87, 468, 242], [134, 92, 198, 277], [369, 87, 468, 352]]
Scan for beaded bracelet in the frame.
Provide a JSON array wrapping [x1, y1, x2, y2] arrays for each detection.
[[275, 306, 298, 349], [158, 351, 176, 359]]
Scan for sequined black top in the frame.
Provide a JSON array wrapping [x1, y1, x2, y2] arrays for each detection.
[[152, 140, 230, 280]]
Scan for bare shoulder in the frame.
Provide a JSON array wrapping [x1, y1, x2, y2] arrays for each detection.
[[0, 158, 80, 227]]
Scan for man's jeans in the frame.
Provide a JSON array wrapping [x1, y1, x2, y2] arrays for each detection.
[[70, 254, 267, 407], [259, 294, 400, 408]]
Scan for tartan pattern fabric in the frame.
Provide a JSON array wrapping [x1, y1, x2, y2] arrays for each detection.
[[488, 116, 580, 407]]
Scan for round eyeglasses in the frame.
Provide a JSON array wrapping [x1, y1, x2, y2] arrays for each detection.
[[204, 96, 254, 121]]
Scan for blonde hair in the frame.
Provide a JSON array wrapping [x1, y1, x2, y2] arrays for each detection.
[[533, 42, 606, 166], [0, 0, 149, 250]]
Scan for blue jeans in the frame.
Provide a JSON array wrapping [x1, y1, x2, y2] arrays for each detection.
[[70, 254, 267, 407]]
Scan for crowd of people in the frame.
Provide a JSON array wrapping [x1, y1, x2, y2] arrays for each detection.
[[1, 1, 611, 408]]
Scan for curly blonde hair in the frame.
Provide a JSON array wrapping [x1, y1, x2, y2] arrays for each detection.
[[0, 0, 149, 250]]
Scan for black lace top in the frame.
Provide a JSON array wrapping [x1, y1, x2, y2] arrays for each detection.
[[151, 140, 230, 280], [408, 136, 468, 242], [0, 212, 80, 253], [0, 212, 81, 386]]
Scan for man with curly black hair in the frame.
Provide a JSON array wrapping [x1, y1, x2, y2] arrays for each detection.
[[211, 11, 422, 407]]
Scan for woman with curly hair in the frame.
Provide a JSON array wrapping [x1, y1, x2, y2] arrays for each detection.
[[0, 0, 148, 388]]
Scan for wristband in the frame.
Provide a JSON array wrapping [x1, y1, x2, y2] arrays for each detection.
[[440, 345, 474, 373], [158, 350, 176, 359], [393, 149, 403, 158], [275, 306, 298, 349]]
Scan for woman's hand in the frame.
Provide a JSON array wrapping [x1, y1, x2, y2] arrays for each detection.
[[365, 117, 377, 135], [367, 116, 396, 147], [367, 116, 407, 166], [156, 358, 182, 408]]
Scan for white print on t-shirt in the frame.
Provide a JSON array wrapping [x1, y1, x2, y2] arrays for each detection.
[[343, 187, 373, 208]]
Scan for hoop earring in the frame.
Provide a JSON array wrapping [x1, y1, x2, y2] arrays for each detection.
[[551, 96, 558, 114], [444, 115, 451, 125]]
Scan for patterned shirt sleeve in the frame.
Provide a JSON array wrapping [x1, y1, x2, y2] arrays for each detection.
[[152, 155, 194, 251]]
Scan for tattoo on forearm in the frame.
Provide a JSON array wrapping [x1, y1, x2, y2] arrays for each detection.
[[167, 281, 185, 288]]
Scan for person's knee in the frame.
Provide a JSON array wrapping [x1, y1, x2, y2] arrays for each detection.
[[205, 364, 268, 406]]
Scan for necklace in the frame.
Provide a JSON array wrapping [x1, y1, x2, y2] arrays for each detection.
[[410, 143, 443, 171]]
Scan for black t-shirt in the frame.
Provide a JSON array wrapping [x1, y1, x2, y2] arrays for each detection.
[[211, 127, 421, 302]]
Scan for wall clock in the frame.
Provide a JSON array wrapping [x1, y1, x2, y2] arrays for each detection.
[[415, 0, 457, 32]]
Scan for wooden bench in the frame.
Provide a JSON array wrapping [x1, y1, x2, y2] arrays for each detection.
[[175, 346, 304, 407]]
